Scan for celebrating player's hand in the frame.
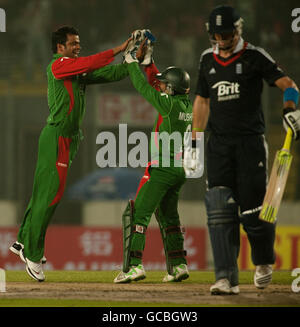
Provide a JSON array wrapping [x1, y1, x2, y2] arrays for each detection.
[[139, 41, 154, 66], [138, 29, 155, 66], [112, 37, 133, 55], [283, 108, 300, 140], [136, 38, 148, 62]]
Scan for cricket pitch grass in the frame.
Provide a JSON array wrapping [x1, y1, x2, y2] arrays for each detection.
[[1, 270, 299, 307]]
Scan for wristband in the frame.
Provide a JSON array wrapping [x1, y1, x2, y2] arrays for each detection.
[[283, 87, 299, 106], [192, 127, 204, 132]]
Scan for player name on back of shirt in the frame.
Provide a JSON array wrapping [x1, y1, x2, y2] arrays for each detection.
[[178, 112, 193, 121]]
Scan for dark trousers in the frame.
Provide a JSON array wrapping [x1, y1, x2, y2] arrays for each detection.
[[207, 133, 276, 268]]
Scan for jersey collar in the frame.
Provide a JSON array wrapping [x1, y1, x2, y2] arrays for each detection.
[[213, 37, 245, 55], [213, 38, 247, 67], [53, 53, 63, 59]]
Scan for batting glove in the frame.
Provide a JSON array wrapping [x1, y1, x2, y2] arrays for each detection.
[[283, 107, 300, 140], [183, 140, 203, 178]]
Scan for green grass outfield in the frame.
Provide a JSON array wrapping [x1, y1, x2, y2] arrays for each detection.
[[4, 270, 294, 284], [0, 270, 297, 307]]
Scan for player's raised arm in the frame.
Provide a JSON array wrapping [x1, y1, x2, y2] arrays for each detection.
[[126, 62, 172, 117], [83, 64, 129, 85], [123, 35, 171, 117], [51, 28, 131, 79], [136, 37, 161, 90], [51, 51, 115, 79], [124, 32, 190, 118]]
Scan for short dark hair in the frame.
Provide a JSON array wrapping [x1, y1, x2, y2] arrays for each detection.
[[52, 26, 79, 53]]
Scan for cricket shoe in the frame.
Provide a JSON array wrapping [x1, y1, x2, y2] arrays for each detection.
[[162, 264, 189, 282], [114, 264, 146, 284], [21, 249, 45, 282], [254, 265, 272, 289], [9, 241, 47, 264], [210, 278, 240, 295]]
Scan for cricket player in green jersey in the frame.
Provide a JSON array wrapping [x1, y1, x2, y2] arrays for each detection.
[[9, 26, 131, 281], [114, 33, 193, 283]]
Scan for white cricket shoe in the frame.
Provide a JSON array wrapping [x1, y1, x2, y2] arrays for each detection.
[[162, 264, 189, 282], [162, 274, 175, 282], [21, 249, 45, 282], [9, 241, 26, 263], [210, 278, 240, 295], [254, 265, 272, 289], [230, 285, 240, 295], [114, 264, 146, 284], [10, 241, 47, 264]]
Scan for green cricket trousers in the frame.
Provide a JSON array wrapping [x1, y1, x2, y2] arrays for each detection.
[[17, 125, 81, 262], [129, 163, 187, 267]]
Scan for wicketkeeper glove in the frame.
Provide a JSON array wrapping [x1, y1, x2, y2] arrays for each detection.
[[183, 140, 202, 178], [123, 29, 156, 65], [140, 30, 156, 66], [283, 107, 300, 140], [123, 48, 139, 64], [122, 30, 142, 64]]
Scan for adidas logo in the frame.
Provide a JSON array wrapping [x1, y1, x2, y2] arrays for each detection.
[[209, 67, 216, 74], [227, 197, 235, 204], [258, 161, 264, 167]]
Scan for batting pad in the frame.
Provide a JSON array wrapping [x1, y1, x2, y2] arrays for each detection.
[[122, 200, 135, 273]]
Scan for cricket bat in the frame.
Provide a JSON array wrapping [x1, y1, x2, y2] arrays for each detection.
[[259, 128, 293, 223]]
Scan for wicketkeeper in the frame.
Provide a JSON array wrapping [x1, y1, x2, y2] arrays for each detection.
[[114, 30, 193, 283], [9, 26, 131, 281]]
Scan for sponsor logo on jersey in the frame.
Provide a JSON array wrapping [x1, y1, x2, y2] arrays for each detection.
[[178, 112, 193, 121], [212, 81, 240, 101]]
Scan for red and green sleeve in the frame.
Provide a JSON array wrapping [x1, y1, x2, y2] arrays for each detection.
[[144, 63, 160, 90], [144, 63, 164, 147], [51, 50, 115, 79]]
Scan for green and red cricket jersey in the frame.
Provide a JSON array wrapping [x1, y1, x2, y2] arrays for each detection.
[[128, 62, 193, 165], [47, 49, 114, 134]]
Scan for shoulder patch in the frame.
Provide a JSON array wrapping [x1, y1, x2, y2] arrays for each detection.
[[199, 48, 213, 62], [201, 47, 214, 57], [245, 42, 256, 50]]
